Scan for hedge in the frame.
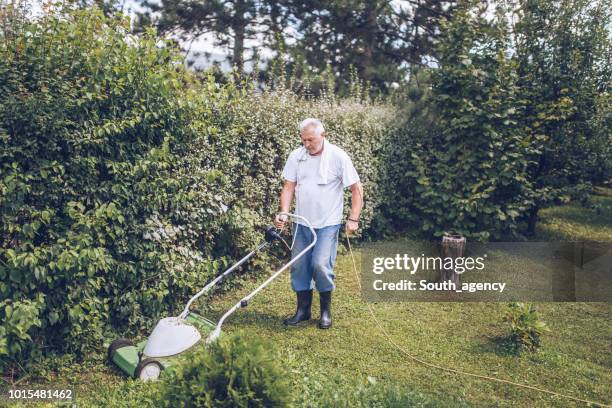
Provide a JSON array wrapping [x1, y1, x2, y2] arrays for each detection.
[[0, 6, 395, 364]]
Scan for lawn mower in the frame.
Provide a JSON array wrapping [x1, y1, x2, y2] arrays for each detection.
[[107, 212, 316, 380]]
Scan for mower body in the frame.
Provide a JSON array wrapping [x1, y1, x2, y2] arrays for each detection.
[[108, 313, 217, 380]]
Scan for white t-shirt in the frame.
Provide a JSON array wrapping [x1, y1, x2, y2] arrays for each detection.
[[282, 141, 360, 228]]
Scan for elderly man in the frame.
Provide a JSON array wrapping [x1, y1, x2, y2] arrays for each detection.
[[275, 118, 363, 329]]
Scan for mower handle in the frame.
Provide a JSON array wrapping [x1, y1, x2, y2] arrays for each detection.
[[178, 240, 269, 320], [206, 213, 316, 343]]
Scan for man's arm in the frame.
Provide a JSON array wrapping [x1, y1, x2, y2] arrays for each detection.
[[346, 182, 363, 234], [349, 182, 363, 220], [275, 180, 296, 229]]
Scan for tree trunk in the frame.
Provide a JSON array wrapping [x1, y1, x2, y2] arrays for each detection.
[[526, 205, 539, 236], [439, 232, 466, 287], [233, 24, 245, 75], [232, 0, 246, 76], [269, 1, 284, 49], [363, 0, 378, 67]]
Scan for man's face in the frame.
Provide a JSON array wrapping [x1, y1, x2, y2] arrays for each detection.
[[300, 126, 324, 154]]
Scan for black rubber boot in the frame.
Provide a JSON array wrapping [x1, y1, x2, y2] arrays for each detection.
[[318, 291, 332, 329], [283, 290, 312, 326]]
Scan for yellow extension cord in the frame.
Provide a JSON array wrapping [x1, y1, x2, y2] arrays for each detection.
[[344, 235, 609, 407]]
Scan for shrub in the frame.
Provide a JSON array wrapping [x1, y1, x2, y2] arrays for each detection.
[[502, 302, 549, 353], [194, 80, 395, 240], [0, 297, 43, 359], [403, 3, 535, 241], [0, 5, 238, 363], [383, 1, 612, 240], [157, 334, 291, 408]]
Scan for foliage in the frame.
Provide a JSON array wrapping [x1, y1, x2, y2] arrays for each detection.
[[133, 0, 456, 95], [381, 0, 611, 239], [203, 81, 394, 241], [2, 0, 609, 375], [281, 0, 456, 95], [157, 334, 291, 408], [134, 0, 286, 75], [514, 0, 612, 234], [0, 4, 243, 364], [502, 302, 549, 353], [0, 3, 394, 367], [384, 1, 537, 240], [0, 297, 43, 358]]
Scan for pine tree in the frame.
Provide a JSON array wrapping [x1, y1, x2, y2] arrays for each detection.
[[285, 0, 455, 95]]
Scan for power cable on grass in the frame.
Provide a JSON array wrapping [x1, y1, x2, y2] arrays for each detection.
[[345, 235, 610, 408]]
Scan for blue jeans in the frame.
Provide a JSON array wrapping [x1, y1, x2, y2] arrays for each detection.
[[290, 223, 341, 293]]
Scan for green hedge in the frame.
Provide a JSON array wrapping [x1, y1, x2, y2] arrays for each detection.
[[381, 2, 611, 240], [197, 83, 394, 235], [0, 6, 228, 360], [0, 6, 395, 365]]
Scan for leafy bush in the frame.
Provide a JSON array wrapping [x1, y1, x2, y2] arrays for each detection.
[[515, 0, 612, 234], [382, 1, 611, 240], [502, 302, 549, 353], [194, 79, 394, 240], [391, 3, 536, 241], [378, 68, 435, 235], [157, 334, 291, 408], [0, 5, 239, 363], [0, 297, 43, 358]]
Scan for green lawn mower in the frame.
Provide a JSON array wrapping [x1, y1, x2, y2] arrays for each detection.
[[108, 213, 316, 381]]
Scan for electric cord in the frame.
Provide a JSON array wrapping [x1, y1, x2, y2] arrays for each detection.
[[278, 234, 292, 252], [280, 172, 607, 405], [345, 235, 610, 407], [288, 157, 607, 405]]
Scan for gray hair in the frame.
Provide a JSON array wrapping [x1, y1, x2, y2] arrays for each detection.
[[299, 118, 325, 136]]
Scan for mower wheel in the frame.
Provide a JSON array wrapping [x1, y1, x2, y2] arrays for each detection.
[[135, 358, 164, 381], [108, 338, 134, 362]]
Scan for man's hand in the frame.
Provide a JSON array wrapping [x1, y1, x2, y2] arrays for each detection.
[[274, 214, 288, 231], [345, 219, 359, 235]]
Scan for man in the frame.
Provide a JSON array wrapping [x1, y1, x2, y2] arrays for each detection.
[[274, 118, 363, 329]]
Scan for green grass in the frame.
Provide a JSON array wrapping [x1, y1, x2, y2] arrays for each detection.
[[190, 252, 611, 407], [2, 191, 611, 407], [535, 186, 612, 242]]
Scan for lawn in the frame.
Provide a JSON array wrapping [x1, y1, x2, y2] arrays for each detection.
[[2, 190, 611, 407]]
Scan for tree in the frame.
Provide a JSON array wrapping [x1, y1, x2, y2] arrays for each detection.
[[512, 0, 612, 234], [284, 0, 456, 95], [394, 0, 536, 240], [135, 0, 289, 75]]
